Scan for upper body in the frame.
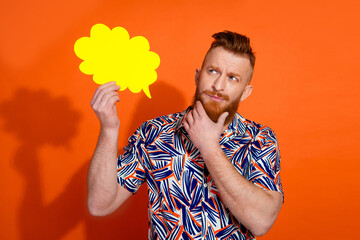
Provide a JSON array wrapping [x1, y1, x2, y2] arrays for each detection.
[[117, 108, 283, 239], [87, 31, 284, 239]]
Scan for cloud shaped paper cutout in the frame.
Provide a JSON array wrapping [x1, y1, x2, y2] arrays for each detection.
[[74, 24, 160, 98]]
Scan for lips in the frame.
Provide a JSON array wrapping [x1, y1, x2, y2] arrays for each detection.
[[208, 94, 224, 102], [202, 90, 229, 102]]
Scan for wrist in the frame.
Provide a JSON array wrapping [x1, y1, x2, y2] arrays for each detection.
[[100, 125, 120, 139], [198, 141, 221, 156]]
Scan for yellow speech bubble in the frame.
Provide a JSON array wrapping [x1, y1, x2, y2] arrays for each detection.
[[74, 23, 160, 98]]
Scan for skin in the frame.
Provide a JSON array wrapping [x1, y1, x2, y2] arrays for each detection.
[[183, 47, 283, 236], [87, 82, 131, 216], [87, 47, 283, 237]]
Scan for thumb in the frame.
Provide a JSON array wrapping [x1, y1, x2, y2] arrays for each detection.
[[217, 112, 229, 126]]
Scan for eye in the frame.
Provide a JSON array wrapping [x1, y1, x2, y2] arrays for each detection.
[[209, 69, 217, 74], [229, 76, 238, 81]]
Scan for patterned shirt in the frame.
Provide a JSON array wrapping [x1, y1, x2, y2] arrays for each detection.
[[117, 107, 283, 240]]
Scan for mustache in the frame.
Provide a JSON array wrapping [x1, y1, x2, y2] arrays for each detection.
[[202, 90, 229, 101]]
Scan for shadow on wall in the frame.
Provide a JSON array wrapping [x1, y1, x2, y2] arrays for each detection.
[[0, 88, 83, 239], [0, 81, 186, 239]]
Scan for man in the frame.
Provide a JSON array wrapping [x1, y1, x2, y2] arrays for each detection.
[[87, 31, 284, 240]]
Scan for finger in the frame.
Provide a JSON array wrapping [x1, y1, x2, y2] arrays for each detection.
[[105, 95, 120, 112], [99, 81, 117, 90], [96, 83, 120, 101], [183, 121, 189, 132], [92, 82, 115, 102], [192, 102, 201, 119], [92, 90, 118, 111], [98, 91, 119, 109], [91, 83, 120, 106], [195, 101, 207, 117], [107, 94, 120, 106], [217, 111, 229, 126], [91, 82, 119, 105], [186, 110, 194, 125]]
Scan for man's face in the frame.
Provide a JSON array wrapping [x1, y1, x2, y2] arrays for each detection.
[[194, 47, 253, 125]]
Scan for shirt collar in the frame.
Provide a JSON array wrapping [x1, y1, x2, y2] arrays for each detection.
[[175, 106, 247, 137], [175, 106, 192, 132], [225, 112, 247, 136]]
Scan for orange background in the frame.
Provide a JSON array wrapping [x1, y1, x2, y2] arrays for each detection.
[[1, 0, 359, 239]]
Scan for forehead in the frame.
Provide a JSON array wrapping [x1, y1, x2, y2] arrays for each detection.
[[203, 47, 252, 75]]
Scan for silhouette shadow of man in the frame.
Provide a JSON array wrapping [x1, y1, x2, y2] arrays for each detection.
[[0, 81, 186, 239], [0, 88, 82, 239]]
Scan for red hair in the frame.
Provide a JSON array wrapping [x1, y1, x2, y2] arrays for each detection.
[[209, 31, 255, 69]]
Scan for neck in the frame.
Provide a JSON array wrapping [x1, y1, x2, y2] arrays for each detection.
[[221, 112, 236, 132]]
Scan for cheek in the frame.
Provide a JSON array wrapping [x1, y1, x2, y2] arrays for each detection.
[[228, 88, 244, 101], [197, 80, 208, 92]]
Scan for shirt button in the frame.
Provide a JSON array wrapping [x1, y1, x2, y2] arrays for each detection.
[[204, 183, 207, 187]]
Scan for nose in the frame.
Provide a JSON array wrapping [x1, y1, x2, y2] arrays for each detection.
[[211, 74, 226, 92]]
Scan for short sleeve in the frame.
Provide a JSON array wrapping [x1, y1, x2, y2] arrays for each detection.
[[248, 127, 284, 198], [117, 126, 146, 194]]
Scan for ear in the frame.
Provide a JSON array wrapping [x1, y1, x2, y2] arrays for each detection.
[[240, 85, 253, 102], [195, 68, 200, 85]]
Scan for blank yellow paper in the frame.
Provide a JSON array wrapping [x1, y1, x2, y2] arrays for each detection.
[[74, 23, 160, 98]]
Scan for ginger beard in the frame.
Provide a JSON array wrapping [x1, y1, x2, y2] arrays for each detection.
[[192, 88, 242, 126]]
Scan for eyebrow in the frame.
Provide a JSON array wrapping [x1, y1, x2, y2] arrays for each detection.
[[208, 65, 220, 71], [228, 72, 242, 81]]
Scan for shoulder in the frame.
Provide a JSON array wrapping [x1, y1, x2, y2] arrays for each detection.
[[241, 119, 280, 167], [239, 117, 279, 163]]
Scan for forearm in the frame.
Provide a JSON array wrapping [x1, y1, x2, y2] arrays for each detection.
[[201, 144, 282, 236], [87, 127, 120, 215]]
